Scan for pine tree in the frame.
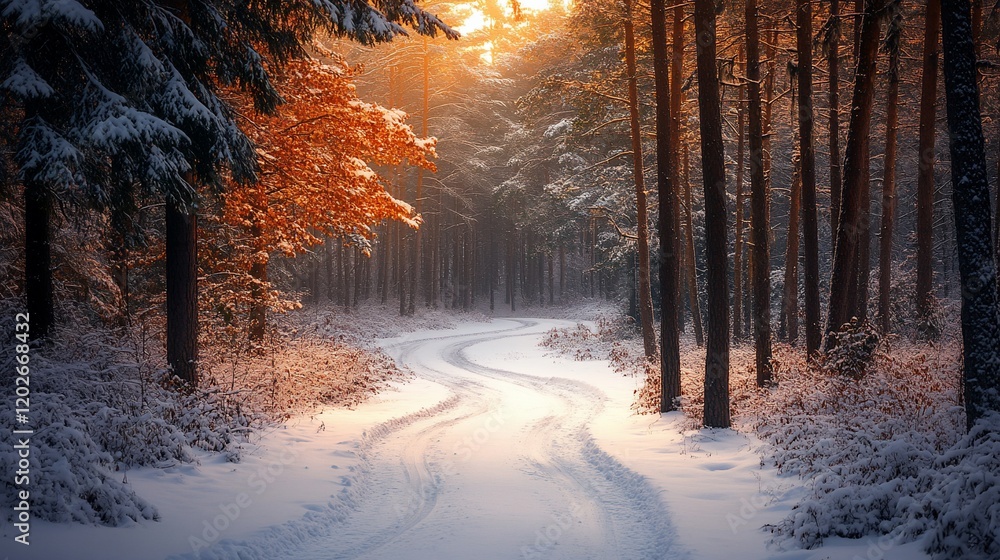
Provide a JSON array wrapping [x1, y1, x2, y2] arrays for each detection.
[[694, 0, 731, 428], [939, 0, 1000, 428], [1, 0, 453, 382], [652, 0, 681, 410]]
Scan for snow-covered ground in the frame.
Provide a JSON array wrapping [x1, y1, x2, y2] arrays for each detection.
[[2, 317, 933, 559]]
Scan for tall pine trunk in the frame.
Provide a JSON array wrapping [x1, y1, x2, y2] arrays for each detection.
[[878, 11, 902, 335], [916, 0, 941, 323], [734, 50, 746, 343], [747, 0, 773, 385], [694, 0, 731, 428], [829, 0, 843, 245], [166, 197, 198, 386], [916, 0, 941, 324], [684, 148, 705, 346], [940, 0, 1000, 428], [826, 0, 885, 347], [798, 0, 822, 356], [652, 0, 681, 411], [781, 147, 801, 344], [248, 199, 268, 342], [624, 0, 658, 359], [672, 0, 687, 334]]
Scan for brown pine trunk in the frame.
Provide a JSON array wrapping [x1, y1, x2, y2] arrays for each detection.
[[826, 0, 885, 347], [166, 196, 198, 386], [878, 22, 901, 335], [672, 0, 686, 334], [916, 0, 941, 322], [747, 0, 773, 385], [624, 0, 658, 358], [829, 0, 843, 246], [798, 0, 822, 356], [733, 48, 746, 343], [653, 0, 681, 410], [248, 197, 268, 342], [694, 0, 731, 428], [781, 148, 801, 344], [684, 148, 705, 347]]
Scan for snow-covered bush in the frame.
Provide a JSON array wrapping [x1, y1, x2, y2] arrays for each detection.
[[0, 296, 405, 526], [550, 307, 988, 560], [822, 318, 880, 378]]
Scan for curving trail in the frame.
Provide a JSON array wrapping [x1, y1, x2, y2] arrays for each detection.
[[284, 318, 685, 560]]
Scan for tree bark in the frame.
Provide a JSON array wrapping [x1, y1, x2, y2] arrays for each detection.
[[624, 0, 658, 359], [798, 0, 822, 356], [734, 48, 746, 343], [747, 0, 773, 385], [684, 148, 705, 347], [694, 0, 731, 428], [653, 0, 682, 411], [940, 0, 1000, 429], [248, 207, 268, 343], [829, 0, 843, 247], [826, 0, 885, 347], [672, 0, 687, 334], [878, 16, 902, 335], [781, 148, 801, 344], [916, 0, 941, 322], [166, 196, 199, 386]]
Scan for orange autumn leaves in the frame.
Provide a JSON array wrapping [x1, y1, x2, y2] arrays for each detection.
[[228, 57, 435, 261]]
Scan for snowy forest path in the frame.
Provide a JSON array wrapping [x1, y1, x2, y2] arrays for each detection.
[[286, 318, 686, 560]]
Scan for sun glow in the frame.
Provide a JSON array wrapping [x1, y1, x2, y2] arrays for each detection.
[[456, 0, 561, 35]]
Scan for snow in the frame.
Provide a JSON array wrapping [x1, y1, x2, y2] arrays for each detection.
[[1, 58, 54, 98], [0, 316, 961, 560]]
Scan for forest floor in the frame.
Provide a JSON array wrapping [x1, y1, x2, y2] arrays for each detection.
[[1, 303, 990, 560]]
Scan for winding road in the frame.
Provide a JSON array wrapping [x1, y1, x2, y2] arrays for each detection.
[[288, 318, 685, 560]]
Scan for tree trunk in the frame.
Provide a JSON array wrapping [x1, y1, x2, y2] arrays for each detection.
[[940, 0, 1000, 429], [653, 0, 681, 410], [916, 0, 941, 322], [248, 207, 268, 343], [684, 148, 705, 347], [166, 197, 198, 386], [672, 0, 687, 334], [24, 180, 53, 341], [829, 0, 843, 246], [826, 0, 885, 347], [694, 0, 731, 428], [747, 0, 773, 385], [781, 148, 801, 344], [798, 0, 822, 355], [733, 49, 746, 343], [624, 0, 658, 359], [878, 15, 902, 335]]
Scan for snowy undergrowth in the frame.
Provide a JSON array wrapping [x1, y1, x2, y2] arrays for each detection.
[[0, 300, 408, 528], [541, 314, 995, 560]]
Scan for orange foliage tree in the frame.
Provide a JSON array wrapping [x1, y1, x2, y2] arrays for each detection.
[[203, 56, 436, 342]]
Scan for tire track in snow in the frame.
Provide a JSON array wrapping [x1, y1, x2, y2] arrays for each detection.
[[175, 319, 686, 560]]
